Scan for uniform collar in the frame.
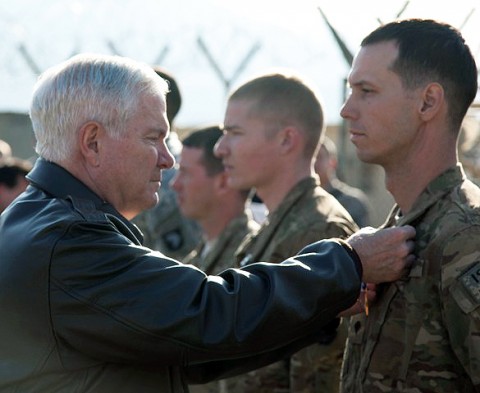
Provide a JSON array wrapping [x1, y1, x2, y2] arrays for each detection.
[[267, 176, 319, 223], [386, 164, 466, 228]]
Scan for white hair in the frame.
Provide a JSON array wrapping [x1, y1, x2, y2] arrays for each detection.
[[29, 53, 169, 162]]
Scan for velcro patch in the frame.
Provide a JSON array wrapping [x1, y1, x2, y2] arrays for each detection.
[[162, 229, 184, 251], [459, 261, 480, 304]]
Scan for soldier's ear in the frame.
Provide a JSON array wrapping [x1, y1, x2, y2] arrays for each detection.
[[277, 126, 299, 154], [419, 82, 444, 121], [214, 171, 229, 194]]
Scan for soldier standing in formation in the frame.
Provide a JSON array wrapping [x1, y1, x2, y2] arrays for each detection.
[[215, 72, 359, 393], [340, 18, 480, 392]]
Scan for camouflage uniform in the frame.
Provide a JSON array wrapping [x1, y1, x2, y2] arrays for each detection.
[[188, 211, 259, 393], [326, 178, 371, 228], [184, 211, 259, 275], [228, 176, 358, 393], [340, 165, 480, 393], [132, 182, 202, 260]]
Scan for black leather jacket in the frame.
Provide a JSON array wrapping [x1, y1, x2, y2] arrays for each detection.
[[0, 159, 362, 393]]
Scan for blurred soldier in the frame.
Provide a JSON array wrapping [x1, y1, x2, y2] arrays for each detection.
[[456, 118, 480, 184], [340, 19, 480, 392], [314, 136, 371, 227], [132, 67, 201, 259], [0, 139, 12, 159], [171, 125, 259, 275], [171, 125, 259, 393], [215, 72, 359, 393], [0, 156, 32, 213]]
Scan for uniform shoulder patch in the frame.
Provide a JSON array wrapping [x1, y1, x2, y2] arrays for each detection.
[[162, 228, 184, 251], [459, 261, 480, 305]]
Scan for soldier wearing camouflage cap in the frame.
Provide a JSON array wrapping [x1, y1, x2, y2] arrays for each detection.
[[340, 19, 480, 392]]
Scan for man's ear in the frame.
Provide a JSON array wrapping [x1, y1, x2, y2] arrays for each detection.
[[78, 121, 104, 166], [419, 83, 444, 121], [213, 171, 230, 195]]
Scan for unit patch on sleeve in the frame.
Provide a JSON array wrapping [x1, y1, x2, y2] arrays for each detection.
[[459, 261, 480, 304]]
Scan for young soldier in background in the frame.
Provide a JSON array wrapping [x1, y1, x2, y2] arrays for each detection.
[[216, 72, 359, 393]]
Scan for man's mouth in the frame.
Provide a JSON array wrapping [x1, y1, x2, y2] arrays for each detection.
[[349, 129, 365, 143]]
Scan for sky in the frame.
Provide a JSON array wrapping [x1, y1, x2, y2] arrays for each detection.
[[0, 0, 479, 127]]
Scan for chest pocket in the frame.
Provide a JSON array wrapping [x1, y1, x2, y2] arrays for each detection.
[[367, 276, 430, 382], [343, 260, 431, 386]]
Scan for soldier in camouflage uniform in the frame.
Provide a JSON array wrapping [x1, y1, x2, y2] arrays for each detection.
[[132, 67, 201, 259], [172, 126, 260, 393], [315, 136, 372, 228], [340, 19, 480, 392], [171, 125, 259, 277], [183, 208, 258, 276], [215, 73, 359, 393]]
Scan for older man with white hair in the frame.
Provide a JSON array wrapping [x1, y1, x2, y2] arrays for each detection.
[[0, 54, 415, 393]]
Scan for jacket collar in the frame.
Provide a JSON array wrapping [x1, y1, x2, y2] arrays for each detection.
[[27, 158, 142, 241], [28, 158, 105, 205]]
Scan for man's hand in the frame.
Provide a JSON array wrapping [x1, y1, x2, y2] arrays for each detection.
[[347, 226, 416, 283]]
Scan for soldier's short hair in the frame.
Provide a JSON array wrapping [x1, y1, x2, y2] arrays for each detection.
[[228, 72, 324, 159], [182, 125, 224, 177], [362, 19, 478, 131]]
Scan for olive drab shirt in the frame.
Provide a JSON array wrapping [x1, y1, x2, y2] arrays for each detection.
[[326, 178, 372, 228], [340, 165, 480, 393], [229, 176, 359, 393], [184, 211, 260, 276], [186, 211, 259, 393], [132, 188, 202, 259]]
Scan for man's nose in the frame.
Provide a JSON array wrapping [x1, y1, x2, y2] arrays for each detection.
[[158, 145, 176, 169], [214, 135, 227, 158]]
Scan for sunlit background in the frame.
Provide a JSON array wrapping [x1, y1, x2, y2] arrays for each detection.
[[1, 0, 479, 127], [1, 0, 480, 225]]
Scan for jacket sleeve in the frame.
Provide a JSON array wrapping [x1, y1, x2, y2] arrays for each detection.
[[50, 220, 362, 373]]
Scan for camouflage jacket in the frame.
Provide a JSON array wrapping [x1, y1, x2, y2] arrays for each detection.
[[188, 211, 259, 393], [184, 211, 259, 275], [340, 164, 480, 393], [229, 176, 358, 393], [132, 187, 202, 260], [237, 176, 358, 266], [327, 178, 371, 228]]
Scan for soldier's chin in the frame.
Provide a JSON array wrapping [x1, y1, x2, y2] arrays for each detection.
[[228, 177, 245, 190]]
